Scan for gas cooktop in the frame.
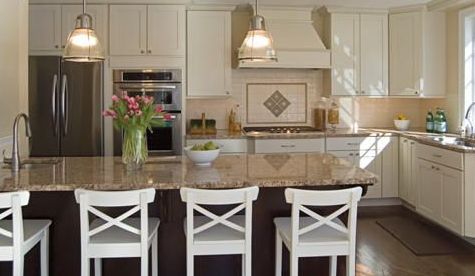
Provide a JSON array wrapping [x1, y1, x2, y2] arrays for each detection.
[[243, 126, 321, 134]]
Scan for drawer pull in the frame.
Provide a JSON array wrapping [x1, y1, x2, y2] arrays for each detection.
[[281, 145, 296, 148], [433, 154, 443, 158], [346, 143, 360, 146]]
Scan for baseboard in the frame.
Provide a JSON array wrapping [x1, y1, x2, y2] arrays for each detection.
[[359, 197, 402, 206]]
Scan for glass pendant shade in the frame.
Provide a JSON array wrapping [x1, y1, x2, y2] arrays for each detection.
[[63, 14, 104, 62], [238, 15, 277, 62]]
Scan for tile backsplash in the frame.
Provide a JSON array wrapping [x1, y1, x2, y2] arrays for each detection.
[[186, 69, 448, 131]]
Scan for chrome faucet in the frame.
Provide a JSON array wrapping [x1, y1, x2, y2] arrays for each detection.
[[463, 103, 475, 138], [3, 113, 32, 172]]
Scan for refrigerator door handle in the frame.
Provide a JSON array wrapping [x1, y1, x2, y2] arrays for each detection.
[[51, 74, 58, 136], [61, 74, 69, 136]]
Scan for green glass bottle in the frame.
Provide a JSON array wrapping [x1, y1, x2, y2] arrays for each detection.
[[440, 109, 448, 133], [426, 109, 434, 133], [433, 108, 441, 133]]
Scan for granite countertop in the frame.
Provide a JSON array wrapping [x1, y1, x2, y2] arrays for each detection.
[[0, 154, 377, 192], [186, 130, 246, 139]]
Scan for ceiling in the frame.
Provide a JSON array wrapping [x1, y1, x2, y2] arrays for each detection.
[[195, 0, 432, 8]]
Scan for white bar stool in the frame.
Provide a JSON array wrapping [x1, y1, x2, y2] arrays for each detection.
[[75, 188, 160, 276], [274, 187, 362, 276], [0, 191, 51, 276], [180, 186, 259, 276]]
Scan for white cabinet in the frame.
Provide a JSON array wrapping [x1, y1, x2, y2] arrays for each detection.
[[327, 136, 382, 198], [416, 144, 464, 234], [389, 10, 446, 97], [29, 5, 62, 52], [379, 136, 399, 198], [186, 139, 247, 154], [325, 11, 388, 96], [417, 158, 464, 234], [147, 5, 185, 56], [109, 5, 185, 56], [187, 10, 232, 98], [29, 4, 108, 55], [250, 139, 325, 154], [399, 137, 417, 205]]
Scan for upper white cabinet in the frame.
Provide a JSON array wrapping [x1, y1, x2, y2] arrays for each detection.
[[323, 10, 388, 96], [389, 9, 446, 97], [29, 5, 62, 52], [109, 5, 185, 57], [29, 4, 108, 55], [187, 10, 232, 98]]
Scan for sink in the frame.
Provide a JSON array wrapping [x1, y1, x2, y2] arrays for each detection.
[[431, 136, 475, 147]]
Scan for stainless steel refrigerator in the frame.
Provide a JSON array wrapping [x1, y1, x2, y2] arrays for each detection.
[[29, 56, 104, 157]]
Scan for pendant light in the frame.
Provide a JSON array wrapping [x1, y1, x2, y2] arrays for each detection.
[[238, 0, 277, 62], [63, 0, 104, 62]]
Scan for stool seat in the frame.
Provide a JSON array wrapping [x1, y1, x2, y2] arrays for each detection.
[[184, 215, 245, 244], [274, 217, 348, 245], [0, 220, 51, 248]]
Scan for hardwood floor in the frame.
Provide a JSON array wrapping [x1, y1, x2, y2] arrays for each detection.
[[354, 206, 475, 276]]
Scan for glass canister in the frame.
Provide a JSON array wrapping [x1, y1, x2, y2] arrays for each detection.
[[314, 98, 327, 131], [328, 99, 340, 130]]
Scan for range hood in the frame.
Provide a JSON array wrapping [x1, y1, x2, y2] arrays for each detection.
[[238, 6, 331, 69]]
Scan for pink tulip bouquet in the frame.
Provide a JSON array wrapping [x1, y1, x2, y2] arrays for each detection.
[[103, 94, 171, 170]]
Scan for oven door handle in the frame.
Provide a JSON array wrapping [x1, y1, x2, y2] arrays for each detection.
[[154, 115, 177, 120], [117, 85, 177, 90]]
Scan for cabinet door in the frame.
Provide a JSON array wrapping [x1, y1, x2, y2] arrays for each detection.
[[380, 136, 399, 198], [417, 159, 442, 221], [389, 12, 422, 96], [399, 138, 409, 201], [440, 165, 463, 234], [61, 5, 108, 51], [331, 14, 360, 96], [29, 5, 62, 52], [109, 5, 147, 56], [357, 150, 382, 198], [147, 5, 185, 56], [408, 140, 418, 205], [187, 11, 231, 97], [360, 14, 388, 96]]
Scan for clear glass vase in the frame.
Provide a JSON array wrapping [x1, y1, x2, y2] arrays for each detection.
[[122, 127, 148, 171]]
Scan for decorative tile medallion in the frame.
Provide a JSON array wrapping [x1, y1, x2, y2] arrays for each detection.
[[263, 90, 291, 117], [246, 83, 307, 124]]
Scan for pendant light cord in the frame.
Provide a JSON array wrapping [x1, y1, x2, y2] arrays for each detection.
[[255, 0, 258, 16], [83, 0, 86, 14]]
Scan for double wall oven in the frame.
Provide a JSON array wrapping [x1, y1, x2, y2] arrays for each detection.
[[113, 69, 183, 156]]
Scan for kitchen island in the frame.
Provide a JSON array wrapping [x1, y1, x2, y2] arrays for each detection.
[[0, 153, 376, 276]]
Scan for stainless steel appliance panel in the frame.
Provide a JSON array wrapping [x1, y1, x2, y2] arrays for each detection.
[[60, 61, 103, 156], [28, 56, 61, 157]]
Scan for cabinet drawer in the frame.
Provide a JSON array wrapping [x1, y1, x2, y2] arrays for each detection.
[[254, 139, 325, 154], [186, 139, 247, 153], [416, 143, 463, 170], [326, 137, 377, 151]]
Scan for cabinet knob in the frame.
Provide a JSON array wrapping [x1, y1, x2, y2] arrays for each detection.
[[349, 153, 354, 156], [361, 90, 365, 94], [55, 45, 59, 49], [140, 50, 145, 54], [414, 91, 419, 95], [355, 153, 360, 156], [62, 45, 65, 49], [148, 50, 152, 54], [226, 91, 230, 95]]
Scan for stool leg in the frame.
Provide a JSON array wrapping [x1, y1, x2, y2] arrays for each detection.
[[94, 259, 102, 276], [187, 253, 194, 276], [347, 253, 355, 276], [81, 256, 90, 276], [275, 232, 282, 276], [242, 253, 251, 276], [41, 229, 49, 276], [141, 253, 148, 276], [13, 255, 24, 276], [329, 256, 337, 276], [152, 234, 158, 276], [290, 253, 298, 276]]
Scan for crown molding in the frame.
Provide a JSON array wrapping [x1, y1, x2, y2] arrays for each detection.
[[427, 0, 474, 11]]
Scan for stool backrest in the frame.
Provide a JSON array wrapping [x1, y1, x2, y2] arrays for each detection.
[[74, 188, 155, 247], [284, 187, 362, 246], [0, 191, 30, 247], [180, 186, 259, 243]]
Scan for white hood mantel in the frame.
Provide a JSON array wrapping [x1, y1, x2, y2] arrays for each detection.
[[238, 6, 331, 69]]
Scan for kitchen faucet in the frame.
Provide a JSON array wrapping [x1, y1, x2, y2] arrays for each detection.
[[3, 113, 31, 172]]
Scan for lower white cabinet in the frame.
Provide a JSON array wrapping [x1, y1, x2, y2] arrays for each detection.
[[249, 139, 325, 154], [417, 158, 463, 234], [186, 139, 247, 154], [328, 148, 382, 199], [416, 143, 464, 235], [399, 137, 417, 205]]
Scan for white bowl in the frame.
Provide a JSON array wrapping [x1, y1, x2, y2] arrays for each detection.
[[394, 120, 411, 131], [184, 146, 220, 166]]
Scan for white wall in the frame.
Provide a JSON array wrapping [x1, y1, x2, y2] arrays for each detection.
[[0, 0, 29, 156]]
